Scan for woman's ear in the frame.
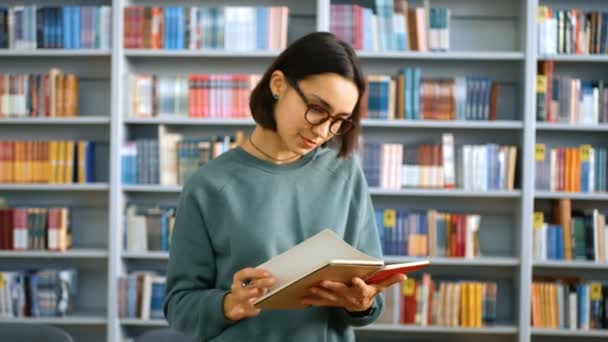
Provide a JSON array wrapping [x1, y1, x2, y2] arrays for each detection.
[[269, 70, 287, 99]]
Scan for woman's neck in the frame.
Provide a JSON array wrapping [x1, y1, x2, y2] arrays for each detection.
[[242, 126, 302, 165]]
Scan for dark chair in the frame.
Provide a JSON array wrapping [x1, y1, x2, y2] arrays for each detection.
[[134, 328, 199, 342], [0, 322, 74, 342]]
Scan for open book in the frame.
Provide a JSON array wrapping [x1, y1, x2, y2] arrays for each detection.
[[253, 229, 430, 309]]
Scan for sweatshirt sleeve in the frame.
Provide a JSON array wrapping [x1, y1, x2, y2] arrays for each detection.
[[332, 160, 385, 327], [163, 187, 236, 340]]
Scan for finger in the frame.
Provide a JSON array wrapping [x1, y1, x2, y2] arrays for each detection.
[[351, 277, 374, 296], [234, 268, 273, 283], [374, 274, 408, 290], [309, 286, 339, 302], [247, 277, 277, 289], [318, 280, 349, 293], [232, 287, 263, 301]]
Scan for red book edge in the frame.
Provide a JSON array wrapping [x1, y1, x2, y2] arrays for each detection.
[[365, 260, 430, 285]]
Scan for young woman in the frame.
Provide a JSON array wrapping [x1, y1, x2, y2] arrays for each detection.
[[163, 32, 405, 341]]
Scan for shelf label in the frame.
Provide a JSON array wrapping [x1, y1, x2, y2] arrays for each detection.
[[535, 144, 546, 161], [384, 209, 396, 228], [533, 212, 544, 229]]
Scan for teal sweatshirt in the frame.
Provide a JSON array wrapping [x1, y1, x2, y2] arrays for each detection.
[[163, 146, 384, 341]]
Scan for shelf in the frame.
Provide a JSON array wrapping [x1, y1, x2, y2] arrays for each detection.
[[362, 119, 523, 129], [369, 188, 521, 198], [120, 319, 168, 327], [122, 251, 169, 260], [357, 324, 518, 335], [0, 117, 110, 125], [124, 118, 523, 130], [124, 117, 254, 126], [534, 191, 608, 201], [357, 51, 525, 61], [533, 260, 608, 270], [124, 49, 280, 58], [0, 249, 107, 259], [0, 315, 107, 325], [122, 185, 182, 193], [531, 328, 608, 338], [385, 256, 519, 267], [122, 186, 522, 198], [0, 49, 111, 57], [536, 122, 608, 132], [538, 54, 608, 63], [0, 183, 110, 191]]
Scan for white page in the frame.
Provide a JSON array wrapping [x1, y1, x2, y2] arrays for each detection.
[[255, 229, 381, 298]]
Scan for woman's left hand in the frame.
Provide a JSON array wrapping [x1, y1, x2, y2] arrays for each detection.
[[300, 274, 406, 313]]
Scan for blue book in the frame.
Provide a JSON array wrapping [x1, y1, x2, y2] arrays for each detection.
[[412, 68, 421, 119], [164, 8, 171, 49], [256, 7, 268, 50], [73, 7, 80, 49], [63, 7, 71, 49], [127, 275, 137, 318], [403, 68, 412, 120], [150, 280, 166, 319], [555, 225, 564, 260], [176, 7, 184, 49], [85, 141, 95, 182]]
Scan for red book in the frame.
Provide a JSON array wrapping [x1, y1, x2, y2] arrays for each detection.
[[365, 260, 431, 284]]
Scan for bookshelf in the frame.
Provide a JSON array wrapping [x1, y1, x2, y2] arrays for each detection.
[[1, 0, 608, 341]]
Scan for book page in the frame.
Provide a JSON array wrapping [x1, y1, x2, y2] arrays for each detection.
[[255, 229, 380, 296]]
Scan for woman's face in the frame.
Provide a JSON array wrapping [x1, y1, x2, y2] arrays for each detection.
[[271, 72, 359, 155]]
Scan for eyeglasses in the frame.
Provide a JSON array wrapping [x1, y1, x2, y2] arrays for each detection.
[[285, 78, 355, 136]]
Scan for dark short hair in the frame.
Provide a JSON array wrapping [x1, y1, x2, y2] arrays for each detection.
[[249, 32, 366, 158]]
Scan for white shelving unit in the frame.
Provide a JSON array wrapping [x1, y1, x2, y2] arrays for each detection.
[[2, 0, 608, 341]]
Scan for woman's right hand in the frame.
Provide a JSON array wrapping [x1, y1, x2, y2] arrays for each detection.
[[223, 267, 276, 321]]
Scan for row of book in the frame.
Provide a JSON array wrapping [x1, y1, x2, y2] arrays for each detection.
[[366, 71, 500, 121], [0, 140, 96, 184], [124, 6, 288, 51], [330, 2, 450, 52], [0, 207, 71, 251], [0, 69, 80, 117], [123, 205, 175, 253], [533, 205, 608, 263], [130, 74, 261, 118], [0, 6, 111, 49], [118, 272, 166, 320], [537, 61, 608, 124], [128, 70, 500, 121], [537, 6, 608, 56], [531, 279, 608, 330], [380, 274, 497, 327], [374, 208, 481, 258], [360, 136, 517, 191], [121, 130, 242, 185], [535, 144, 608, 193], [0, 269, 77, 318]]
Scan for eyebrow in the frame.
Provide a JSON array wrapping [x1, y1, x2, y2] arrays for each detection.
[[308, 94, 352, 118]]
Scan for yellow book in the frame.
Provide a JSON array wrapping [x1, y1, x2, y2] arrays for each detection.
[[14, 142, 23, 183], [56, 141, 64, 183], [65, 141, 74, 184], [460, 282, 468, 327], [49, 141, 58, 183], [43, 141, 50, 183], [78, 141, 86, 183], [476, 283, 483, 327]]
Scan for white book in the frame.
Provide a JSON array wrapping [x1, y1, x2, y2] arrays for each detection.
[[140, 274, 152, 320], [568, 290, 577, 330], [252, 229, 429, 309], [557, 283, 565, 328], [593, 210, 600, 262], [442, 133, 455, 188], [465, 215, 481, 258]]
